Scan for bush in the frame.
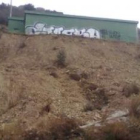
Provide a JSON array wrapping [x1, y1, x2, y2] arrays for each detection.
[[122, 83, 139, 97], [23, 116, 84, 140], [47, 117, 83, 140], [83, 102, 94, 112], [69, 71, 89, 81], [129, 96, 140, 120], [101, 122, 131, 140], [84, 122, 131, 140], [79, 81, 108, 110], [56, 50, 66, 67]]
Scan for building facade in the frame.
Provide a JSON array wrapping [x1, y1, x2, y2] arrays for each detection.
[[8, 11, 139, 43]]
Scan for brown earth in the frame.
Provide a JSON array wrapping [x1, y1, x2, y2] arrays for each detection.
[[0, 33, 140, 139]]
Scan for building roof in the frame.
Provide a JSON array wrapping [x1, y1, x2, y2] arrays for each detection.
[[8, 17, 24, 21], [25, 11, 138, 24]]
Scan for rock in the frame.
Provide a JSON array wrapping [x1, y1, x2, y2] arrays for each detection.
[[69, 70, 89, 81], [80, 120, 101, 129], [107, 110, 129, 120], [69, 73, 81, 81], [50, 71, 58, 78], [80, 110, 129, 129]]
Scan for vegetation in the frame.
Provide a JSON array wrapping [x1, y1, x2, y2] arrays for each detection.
[[129, 95, 140, 131], [56, 50, 67, 67], [0, 32, 140, 139], [0, 3, 63, 25], [23, 116, 83, 140], [123, 83, 139, 97]]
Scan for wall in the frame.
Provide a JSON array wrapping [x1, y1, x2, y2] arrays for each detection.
[[25, 12, 138, 42], [8, 17, 24, 34]]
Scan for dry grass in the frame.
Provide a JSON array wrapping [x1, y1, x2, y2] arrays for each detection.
[[129, 95, 140, 119], [23, 116, 83, 140], [129, 95, 140, 133], [84, 122, 131, 140], [0, 116, 83, 140], [83, 102, 94, 112], [101, 122, 131, 140], [80, 81, 108, 110], [0, 33, 140, 139], [0, 73, 26, 114], [69, 70, 89, 81], [0, 120, 23, 140], [6, 77, 26, 109], [123, 83, 139, 97]]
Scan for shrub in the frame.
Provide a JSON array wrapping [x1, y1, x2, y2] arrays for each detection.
[[69, 73, 81, 81], [86, 88, 108, 110], [83, 122, 131, 140], [129, 96, 140, 125], [83, 102, 94, 112], [47, 117, 83, 140], [56, 50, 66, 67], [19, 42, 26, 49], [23, 116, 84, 140], [122, 83, 139, 97], [83, 127, 103, 140], [79, 81, 108, 110], [101, 122, 131, 140], [69, 71, 89, 81], [49, 71, 58, 78]]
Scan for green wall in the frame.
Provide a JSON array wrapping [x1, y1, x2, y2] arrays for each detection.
[[8, 17, 24, 34], [25, 11, 138, 42]]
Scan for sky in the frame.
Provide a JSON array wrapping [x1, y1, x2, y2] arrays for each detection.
[[1, 0, 140, 27]]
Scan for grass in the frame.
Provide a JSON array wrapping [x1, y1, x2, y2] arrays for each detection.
[[0, 33, 140, 139], [23, 116, 84, 140], [83, 122, 131, 140], [5, 76, 26, 109], [82, 81, 108, 110], [0, 116, 83, 140], [129, 95, 140, 119], [0, 120, 23, 140], [83, 102, 94, 112], [129, 95, 140, 134], [101, 122, 131, 140], [123, 83, 139, 97]]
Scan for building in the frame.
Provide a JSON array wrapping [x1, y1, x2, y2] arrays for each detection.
[[8, 11, 139, 43]]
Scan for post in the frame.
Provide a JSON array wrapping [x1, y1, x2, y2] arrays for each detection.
[[10, 0, 12, 17]]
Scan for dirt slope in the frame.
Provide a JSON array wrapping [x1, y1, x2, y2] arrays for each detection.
[[0, 33, 140, 138]]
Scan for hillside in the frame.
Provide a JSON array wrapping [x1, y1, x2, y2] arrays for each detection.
[[0, 3, 63, 25], [0, 33, 140, 139]]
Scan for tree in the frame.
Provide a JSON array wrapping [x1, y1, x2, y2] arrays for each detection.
[[23, 4, 35, 11], [0, 3, 63, 25]]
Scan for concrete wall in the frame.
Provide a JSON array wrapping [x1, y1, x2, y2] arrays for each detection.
[[25, 11, 138, 43], [8, 17, 24, 34]]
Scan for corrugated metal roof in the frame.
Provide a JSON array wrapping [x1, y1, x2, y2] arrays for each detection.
[[25, 11, 138, 24], [8, 17, 24, 21]]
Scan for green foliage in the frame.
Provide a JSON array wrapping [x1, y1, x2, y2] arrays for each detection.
[[0, 3, 63, 25], [23, 4, 35, 10], [56, 50, 66, 67]]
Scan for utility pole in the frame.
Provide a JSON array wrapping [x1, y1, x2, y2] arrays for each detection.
[[10, 0, 12, 17]]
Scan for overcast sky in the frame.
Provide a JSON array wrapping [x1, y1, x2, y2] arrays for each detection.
[[1, 0, 140, 27]]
